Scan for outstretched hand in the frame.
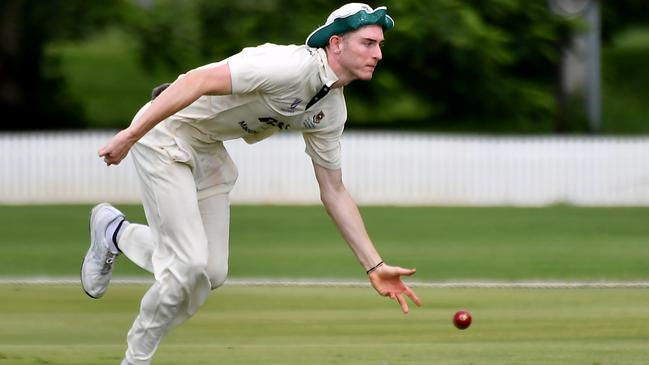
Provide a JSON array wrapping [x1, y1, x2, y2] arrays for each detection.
[[368, 263, 422, 314]]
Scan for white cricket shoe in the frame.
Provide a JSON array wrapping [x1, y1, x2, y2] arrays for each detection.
[[81, 203, 125, 299]]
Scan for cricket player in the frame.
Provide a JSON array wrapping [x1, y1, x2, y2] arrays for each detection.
[[81, 4, 421, 365]]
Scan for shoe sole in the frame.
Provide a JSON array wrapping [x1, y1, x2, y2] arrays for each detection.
[[80, 203, 113, 299]]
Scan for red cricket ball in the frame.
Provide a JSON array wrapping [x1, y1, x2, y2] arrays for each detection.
[[453, 310, 472, 330]]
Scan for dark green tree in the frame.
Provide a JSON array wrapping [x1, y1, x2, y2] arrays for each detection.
[[0, 0, 124, 130], [126, 0, 574, 131], [601, 0, 649, 43], [3, 0, 645, 131]]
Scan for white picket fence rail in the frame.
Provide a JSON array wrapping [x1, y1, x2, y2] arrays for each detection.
[[1, 131, 649, 206]]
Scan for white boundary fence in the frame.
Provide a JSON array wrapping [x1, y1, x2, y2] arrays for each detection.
[[1, 131, 649, 206]]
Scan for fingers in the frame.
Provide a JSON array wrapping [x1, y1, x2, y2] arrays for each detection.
[[396, 267, 417, 276], [98, 144, 126, 166], [98, 129, 131, 165], [98, 150, 121, 166], [405, 286, 422, 307], [395, 293, 409, 314], [372, 263, 421, 314], [99, 149, 114, 165], [384, 265, 416, 277], [98, 150, 110, 166], [390, 291, 420, 314]]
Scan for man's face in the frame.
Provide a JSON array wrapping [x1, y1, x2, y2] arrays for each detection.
[[338, 25, 385, 81]]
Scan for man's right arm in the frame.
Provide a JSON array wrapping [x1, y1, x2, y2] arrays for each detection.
[[312, 162, 421, 314], [99, 63, 233, 166]]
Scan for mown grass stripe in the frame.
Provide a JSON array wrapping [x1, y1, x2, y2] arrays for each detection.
[[2, 277, 649, 288]]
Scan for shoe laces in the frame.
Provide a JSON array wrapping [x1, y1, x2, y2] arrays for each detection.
[[100, 251, 117, 275]]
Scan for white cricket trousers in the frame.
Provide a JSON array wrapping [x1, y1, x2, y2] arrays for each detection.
[[117, 129, 238, 365]]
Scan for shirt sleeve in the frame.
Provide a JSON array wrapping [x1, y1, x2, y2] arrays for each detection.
[[303, 126, 344, 170], [227, 44, 302, 95]]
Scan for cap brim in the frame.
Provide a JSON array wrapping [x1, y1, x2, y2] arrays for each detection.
[[306, 8, 394, 48]]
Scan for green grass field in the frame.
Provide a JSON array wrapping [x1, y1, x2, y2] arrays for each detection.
[[1, 285, 648, 365], [1, 205, 648, 364], [2, 205, 648, 280]]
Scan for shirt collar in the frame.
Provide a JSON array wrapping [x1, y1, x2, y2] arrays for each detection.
[[316, 48, 339, 87]]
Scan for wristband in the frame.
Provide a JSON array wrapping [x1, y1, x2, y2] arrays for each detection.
[[366, 261, 384, 275]]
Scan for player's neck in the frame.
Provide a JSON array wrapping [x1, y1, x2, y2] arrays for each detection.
[[325, 48, 354, 88]]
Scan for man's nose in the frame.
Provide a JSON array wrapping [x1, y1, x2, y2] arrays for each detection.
[[374, 45, 382, 60]]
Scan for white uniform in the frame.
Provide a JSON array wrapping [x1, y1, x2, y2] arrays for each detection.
[[117, 44, 347, 365]]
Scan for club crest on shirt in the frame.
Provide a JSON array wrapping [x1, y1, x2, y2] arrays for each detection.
[[303, 111, 325, 129]]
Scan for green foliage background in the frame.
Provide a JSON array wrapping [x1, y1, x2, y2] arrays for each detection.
[[2, 0, 648, 132], [117, 0, 573, 130]]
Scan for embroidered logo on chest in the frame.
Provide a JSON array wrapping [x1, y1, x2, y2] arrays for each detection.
[[280, 98, 303, 113]]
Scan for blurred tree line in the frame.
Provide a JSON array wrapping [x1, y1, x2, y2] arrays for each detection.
[[1, 0, 647, 131]]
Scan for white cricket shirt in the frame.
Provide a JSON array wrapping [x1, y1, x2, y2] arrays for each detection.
[[149, 43, 347, 170]]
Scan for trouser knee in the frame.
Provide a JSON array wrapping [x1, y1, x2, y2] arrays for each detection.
[[162, 262, 211, 316], [167, 261, 210, 292], [207, 265, 228, 290]]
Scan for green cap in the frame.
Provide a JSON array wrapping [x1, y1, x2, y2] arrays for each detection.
[[306, 3, 394, 48]]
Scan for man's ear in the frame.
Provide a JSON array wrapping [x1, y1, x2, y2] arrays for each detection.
[[328, 35, 344, 54]]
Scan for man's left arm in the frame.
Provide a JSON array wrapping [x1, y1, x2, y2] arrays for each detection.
[[313, 162, 422, 314]]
